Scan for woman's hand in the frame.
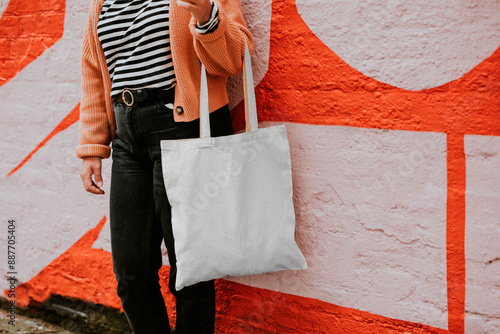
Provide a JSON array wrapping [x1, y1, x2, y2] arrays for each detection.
[[80, 157, 105, 195], [177, 0, 213, 26]]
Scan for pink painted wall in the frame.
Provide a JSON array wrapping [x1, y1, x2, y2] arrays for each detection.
[[1, 0, 499, 333]]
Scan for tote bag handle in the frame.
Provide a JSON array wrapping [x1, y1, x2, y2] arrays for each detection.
[[200, 39, 258, 139]]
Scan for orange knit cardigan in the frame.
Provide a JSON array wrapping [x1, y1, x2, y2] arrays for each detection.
[[76, 0, 253, 159]]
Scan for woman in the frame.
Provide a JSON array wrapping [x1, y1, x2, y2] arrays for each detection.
[[76, 0, 253, 332]]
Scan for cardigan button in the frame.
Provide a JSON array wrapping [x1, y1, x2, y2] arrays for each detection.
[[175, 106, 184, 115]]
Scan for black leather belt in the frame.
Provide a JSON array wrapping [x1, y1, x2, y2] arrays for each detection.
[[114, 88, 175, 107]]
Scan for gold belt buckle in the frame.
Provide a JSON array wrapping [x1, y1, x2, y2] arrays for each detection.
[[122, 89, 134, 107]]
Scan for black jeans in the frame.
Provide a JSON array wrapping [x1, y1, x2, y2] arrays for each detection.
[[109, 90, 233, 334]]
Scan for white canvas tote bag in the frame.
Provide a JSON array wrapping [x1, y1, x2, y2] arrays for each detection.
[[160, 41, 307, 291]]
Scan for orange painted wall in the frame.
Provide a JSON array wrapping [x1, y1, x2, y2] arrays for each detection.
[[1, 0, 499, 333]]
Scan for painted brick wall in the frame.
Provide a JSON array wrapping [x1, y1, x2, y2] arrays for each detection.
[[1, 0, 499, 333]]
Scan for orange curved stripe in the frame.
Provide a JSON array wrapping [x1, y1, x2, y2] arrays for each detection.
[[249, 0, 500, 136], [7, 103, 80, 176], [232, 1, 500, 137], [0, 0, 66, 87]]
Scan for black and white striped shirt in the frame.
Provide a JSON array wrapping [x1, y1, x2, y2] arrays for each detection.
[[97, 0, 218, 98], [97, 0, 175, 98]]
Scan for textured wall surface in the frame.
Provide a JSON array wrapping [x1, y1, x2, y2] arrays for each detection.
[[1, 0, 499, 333], [464, 135, 500, 333], [232, 123, 448, 328]]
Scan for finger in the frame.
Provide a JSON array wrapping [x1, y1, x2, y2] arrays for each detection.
[[84, 177, 105, 195], [177, 0, 199, 5], [81, 170, 105, 195], [176, 0, 205, 10], [177, 0, 212, 24], [91, 180, 105, 195], [176, 0, 193, 10]]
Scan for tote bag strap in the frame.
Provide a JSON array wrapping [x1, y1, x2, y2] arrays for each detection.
[[200, 39, 258, 139], [242, 39, 258, 133]]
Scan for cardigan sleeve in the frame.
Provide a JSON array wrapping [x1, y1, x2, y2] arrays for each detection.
[[76, 5, 112, 159], [189, 0, 254, 77]]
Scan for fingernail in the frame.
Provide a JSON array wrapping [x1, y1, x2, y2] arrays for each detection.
[[97, 181, 103, 188]]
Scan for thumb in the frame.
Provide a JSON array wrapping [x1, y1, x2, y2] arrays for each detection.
[[93, 166, 103, 188]]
